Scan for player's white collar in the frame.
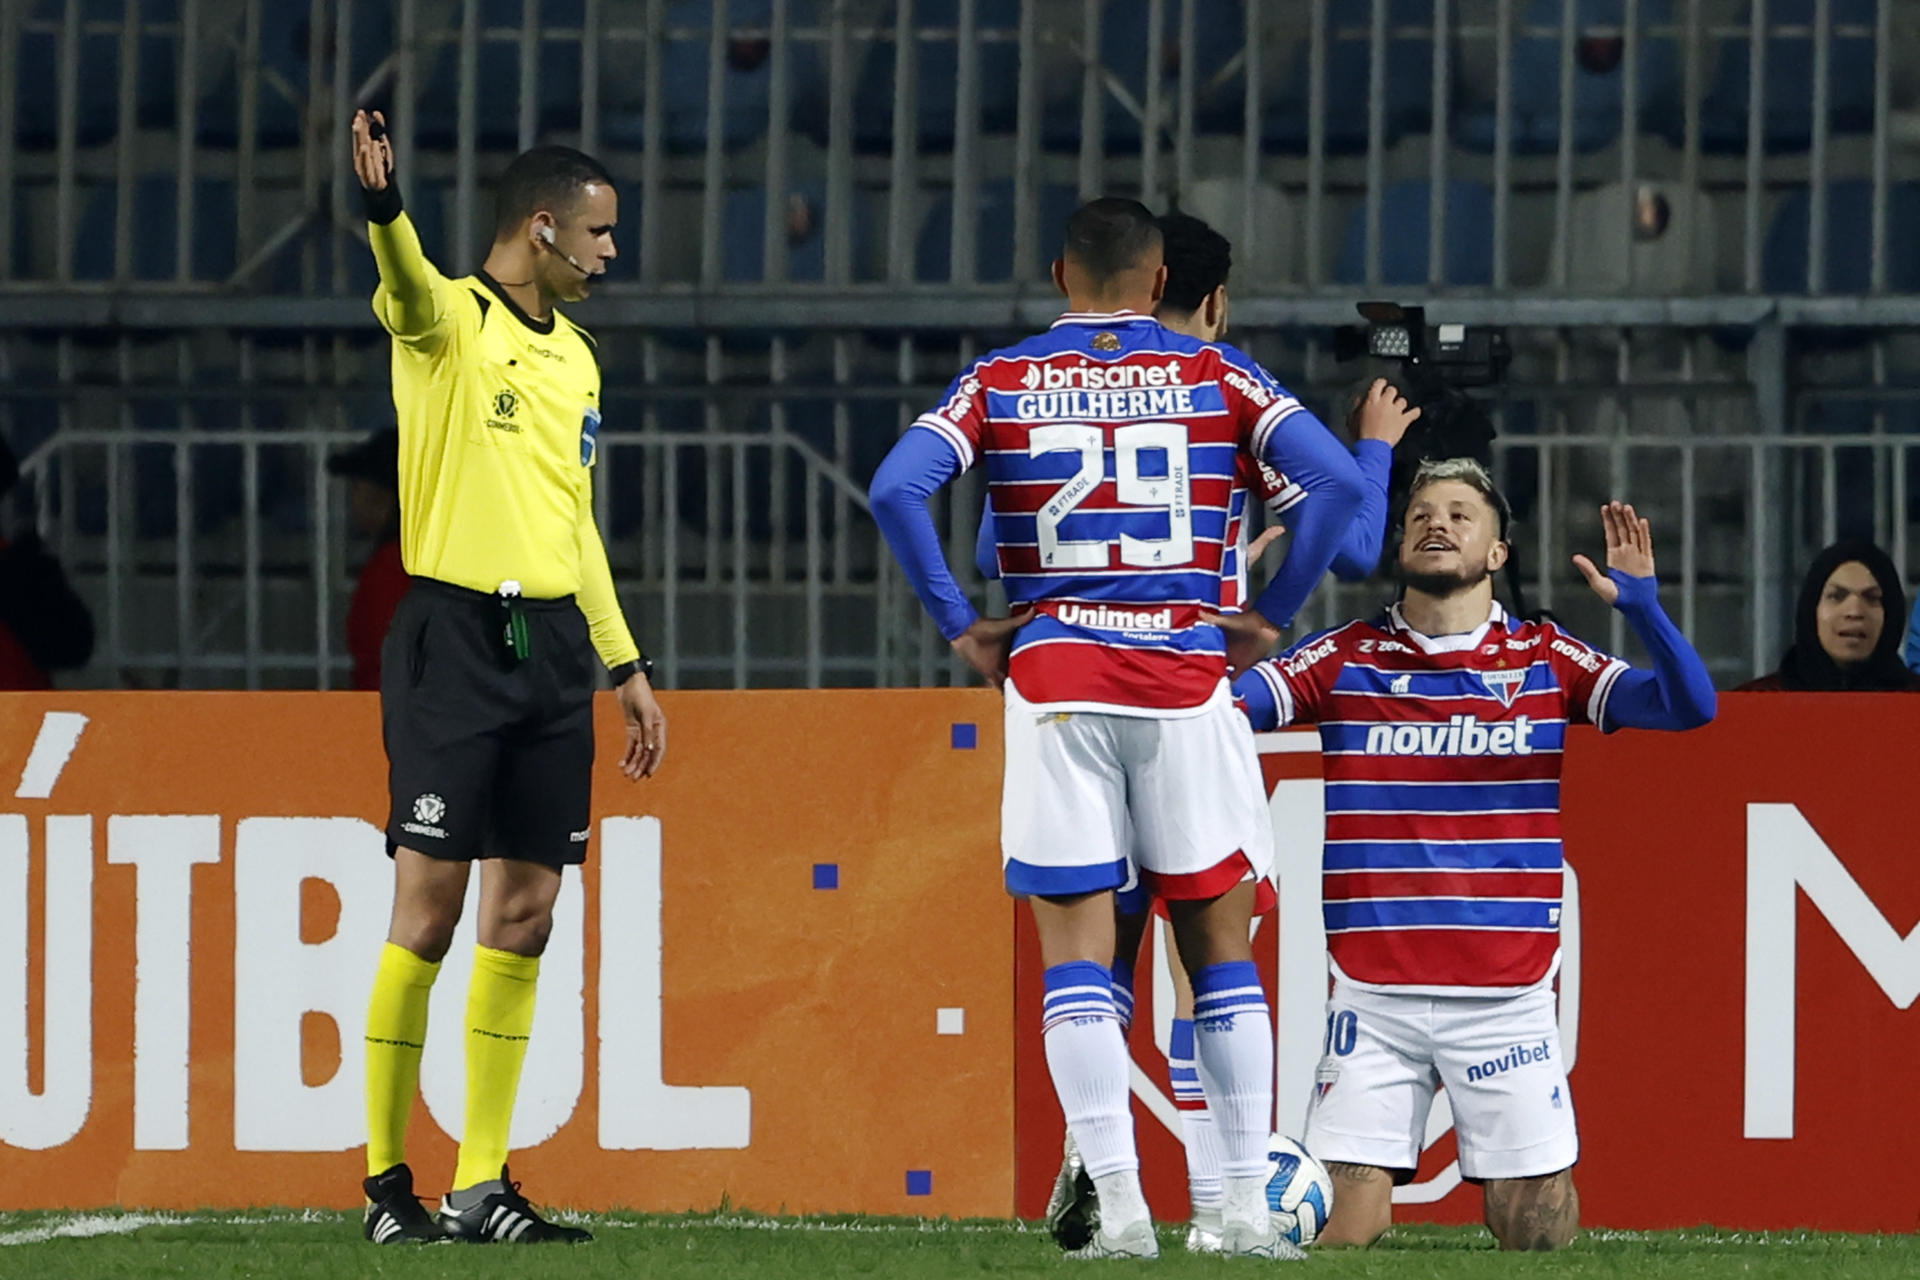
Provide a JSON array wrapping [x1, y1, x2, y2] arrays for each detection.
[[1386, 600, 1509, 654], [1049, 310, 1157, 328]]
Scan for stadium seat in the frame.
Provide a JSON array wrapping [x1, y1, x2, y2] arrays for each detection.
[[1551, 181, 1719, 294], [1263, 0, 1435, 154], [1763, 180, 1920, 295], [848, 0, 1021, 152], [413, 0, 588, 147], [600, 0, 826, 154], [1333, 180, 1496, 287], [191, 1, 391, 147], [1454, 0, 1682, 155], [914, 179, 1080, 284], [12, 1, 124, 147], [1064, 0, 1247, 150], [1694, 0, 1877, 153], [72, 177, 238, 283]]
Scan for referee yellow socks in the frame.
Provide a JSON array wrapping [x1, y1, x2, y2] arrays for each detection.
[[364, 942, 441, 1178], [452, 945, 541, 1191]]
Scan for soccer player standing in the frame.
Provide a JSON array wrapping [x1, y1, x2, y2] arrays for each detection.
[[1014, 212, 1416, 1255], [871, 199, 1368, 1260], [349, 110, 666, 1245], [1236, 460, 1716, 1250]]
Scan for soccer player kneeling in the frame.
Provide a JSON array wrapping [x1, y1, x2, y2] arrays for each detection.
[[1235, 460, 1716, 1251]]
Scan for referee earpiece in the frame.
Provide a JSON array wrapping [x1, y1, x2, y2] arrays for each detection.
[[534, 222, 592, 276]]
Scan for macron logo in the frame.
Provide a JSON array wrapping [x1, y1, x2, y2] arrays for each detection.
[[1364, 714, 1537, 757], [1019, 360, 1182, 391]]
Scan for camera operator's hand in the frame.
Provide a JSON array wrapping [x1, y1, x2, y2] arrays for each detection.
[[1201, 608, 1283, 677], [1355, 377, 1421, 448]]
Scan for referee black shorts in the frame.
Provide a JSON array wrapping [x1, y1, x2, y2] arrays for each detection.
[[380, 578, 596, 868]]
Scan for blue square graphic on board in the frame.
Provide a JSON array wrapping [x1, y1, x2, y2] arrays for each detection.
[[812, 864, 839, 890], [906, 1170, 933, 1196], [950, 723, 977, 750]]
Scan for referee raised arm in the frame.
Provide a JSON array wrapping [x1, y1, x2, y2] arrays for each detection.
[[349, 108, 662, 1247]]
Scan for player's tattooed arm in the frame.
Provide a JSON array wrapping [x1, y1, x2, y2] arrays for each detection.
[[1483, 1171, 1579, 1252]]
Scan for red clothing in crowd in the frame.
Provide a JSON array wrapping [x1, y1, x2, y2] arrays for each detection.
[[347, 538, 411, 690], [0, 621, 50, 689]]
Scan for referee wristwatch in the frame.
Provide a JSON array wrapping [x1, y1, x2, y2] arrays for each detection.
[[608, 656, 654, 687]]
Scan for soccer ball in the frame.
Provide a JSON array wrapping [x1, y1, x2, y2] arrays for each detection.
[[1264, 1133, 1335, 1247]]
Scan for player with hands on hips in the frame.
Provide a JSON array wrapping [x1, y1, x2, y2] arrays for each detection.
[[1235, 461, 1714, 1253]]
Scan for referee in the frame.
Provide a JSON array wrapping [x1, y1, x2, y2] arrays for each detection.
[[350, 109, 664, 1246]]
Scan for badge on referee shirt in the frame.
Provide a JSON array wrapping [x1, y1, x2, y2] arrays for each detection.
[[580, 405, 601, 466]]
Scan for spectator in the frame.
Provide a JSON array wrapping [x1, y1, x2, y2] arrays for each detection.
[[1738, 540, 1920, 692], [1906, 589, 1920, 674], [328, 427, 410, 691], [0, 436, 94, 688]]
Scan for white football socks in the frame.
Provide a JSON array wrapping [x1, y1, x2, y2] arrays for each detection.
[[1191, 962, 1275, 1230], [1168, 1017, 1224, 1212], [1042, 961, 1147, 1232]]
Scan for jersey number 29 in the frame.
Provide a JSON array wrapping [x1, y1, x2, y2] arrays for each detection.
[[1031, 422, 1193, 569]]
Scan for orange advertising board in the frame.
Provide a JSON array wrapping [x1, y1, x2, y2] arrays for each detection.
[[0, 691, 1013, 1215]]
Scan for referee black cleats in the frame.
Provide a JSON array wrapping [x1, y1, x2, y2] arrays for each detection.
[[362, 1163, 445, 1244], [438, 1166, 592, 1245]]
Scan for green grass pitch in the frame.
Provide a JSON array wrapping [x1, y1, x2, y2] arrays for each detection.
[[1, 1210, 1915, 1277]]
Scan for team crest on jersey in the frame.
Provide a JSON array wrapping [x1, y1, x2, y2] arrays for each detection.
[[1390, 674, 1412, 695], [1091, 330, 1122, 351], [1479, 667, 1529, 706]]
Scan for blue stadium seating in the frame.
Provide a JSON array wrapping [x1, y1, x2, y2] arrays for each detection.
[[600, 0, 827, 153], [413, 0, 588, 147], [850, 0, 1021, 152], [1763, 180, 1920, 295], [186, 1, 390, 147], [13, 0, 127, 147], [1063, 0, 1248, 150], [1334, 180, 1497, 287], [72, 177, 237, 282], [1695, 0, 1877, 153], [1454, 0, 1682, 155], [914, 179, 1080, 283], [1262, 0, 1435, 154]]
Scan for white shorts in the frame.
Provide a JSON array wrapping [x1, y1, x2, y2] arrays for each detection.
[[1303, 980, 1577, 1183], [1000, 681, 1274, 900]]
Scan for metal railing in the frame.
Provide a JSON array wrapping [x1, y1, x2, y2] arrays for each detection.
[[6, 318, 1918, 689], [3, 2, 1919, 690], [3, 1, 1918, 296]]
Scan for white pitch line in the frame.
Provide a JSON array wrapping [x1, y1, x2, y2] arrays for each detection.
[[0, 1213, 191, 1247]]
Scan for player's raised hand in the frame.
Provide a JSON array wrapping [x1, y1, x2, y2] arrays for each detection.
[[1201, 607, 1283, 677], [952, 614, 1028, 690], [351, 109, 394, 192], [615, 672, 667, 780], [1354, 377, 1421, 447], [1572, 501, 1655, 607]]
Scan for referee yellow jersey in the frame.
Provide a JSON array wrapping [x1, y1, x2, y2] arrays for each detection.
[[368, 211, 638, 668]]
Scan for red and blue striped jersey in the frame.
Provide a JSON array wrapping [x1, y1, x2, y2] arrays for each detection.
[[1246, 602, 1628, 994], [915, 311, 1312, 715], [1220, 455, 1306, 614]]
